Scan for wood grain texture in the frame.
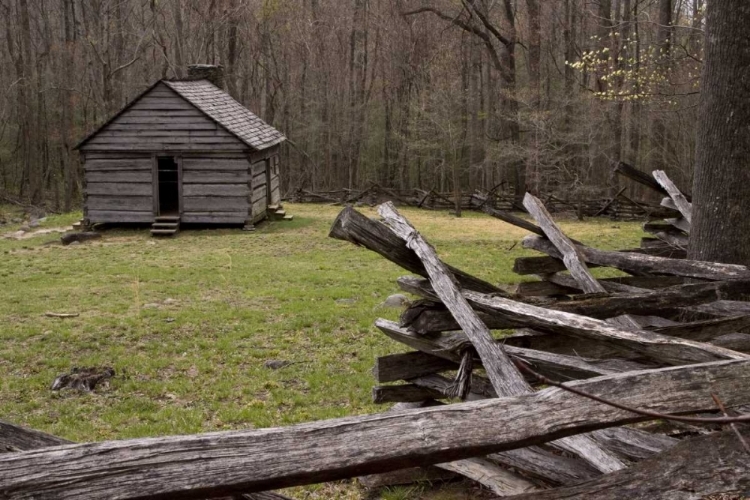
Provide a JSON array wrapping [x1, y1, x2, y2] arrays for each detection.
[[85, 171, 152, 183], [523, 193, 604, 295], [183, 196, 248, 212], [375, 320, 646, 381], [86, 183, 152, 196], [87, 210, 154, 223], [86, 195, 152, 212], [182, 171, 249, 184], [81, 84, 247, 152], [501, 429, 749, 500], [587, 427, 678, 461], [435, 457, 537, 496], [463, 290, 748, 365], [182, 159, 250, 171], [512, 247, 688, 275], [522, 193, 640, 330], [2, 359, 748, 500], [523, 235, 750, 281], [83, 159, 152, 171], [181, 213, 248, 224], [375, 203, 623, 474], [183, 184, 249, 197], [398, 276, 750, 332], [0, 421, 72, 453], [653, 170, 692, 224], [377, 202, 530, 397], [329, 206, 502, 295], [373, 352, 457, 383]]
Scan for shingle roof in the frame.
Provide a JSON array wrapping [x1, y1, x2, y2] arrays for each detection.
[[163, 79, 286, 150]]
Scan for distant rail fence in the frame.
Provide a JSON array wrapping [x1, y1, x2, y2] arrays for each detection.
[[288, 183, 674, 220]]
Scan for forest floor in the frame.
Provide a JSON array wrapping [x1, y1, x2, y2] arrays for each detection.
[[0, 203, 646, 500]]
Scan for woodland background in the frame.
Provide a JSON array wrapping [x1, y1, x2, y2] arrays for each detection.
[[0, 0, 703, 211]]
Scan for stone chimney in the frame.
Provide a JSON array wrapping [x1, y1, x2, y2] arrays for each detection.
[[186, 64, 225, 90]]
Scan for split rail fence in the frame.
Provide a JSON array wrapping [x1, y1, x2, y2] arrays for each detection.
[[2, 168, 749, 499]]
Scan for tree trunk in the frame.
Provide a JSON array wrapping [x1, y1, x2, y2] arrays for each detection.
[[688, 1, 750, 265]]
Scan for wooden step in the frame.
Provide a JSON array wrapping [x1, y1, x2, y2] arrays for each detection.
[[283, 215, 294, 221], [268, 204, 282, 211], [155, 216, 180, 223], [150, 229, 178, 236], [274, 209, 286, 217], [152, 222, 179, 230]]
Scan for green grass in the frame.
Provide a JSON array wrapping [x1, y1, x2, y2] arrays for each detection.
[[0, 203, 645, 498]]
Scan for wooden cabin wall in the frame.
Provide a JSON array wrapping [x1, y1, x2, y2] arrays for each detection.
[[79, 83, 246, 152], [181, 154, 250, 224], [269, 154, 281, 206], [249, 160, 268, 224], [83, 153, 155, 223]]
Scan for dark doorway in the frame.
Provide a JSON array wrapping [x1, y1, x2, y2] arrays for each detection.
[[157, 157, 179, 215]]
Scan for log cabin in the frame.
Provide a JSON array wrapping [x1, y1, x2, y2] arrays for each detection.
[[74, 65, 287, 236]]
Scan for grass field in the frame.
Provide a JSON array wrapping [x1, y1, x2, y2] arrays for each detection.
[[0, 203, 645, 499]]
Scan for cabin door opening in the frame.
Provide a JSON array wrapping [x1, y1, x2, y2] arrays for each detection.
[[157, 157, 179, 215]]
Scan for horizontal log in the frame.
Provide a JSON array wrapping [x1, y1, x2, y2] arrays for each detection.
[[711, 332, 750, 352], [86, 183, 152, 196], [463, 290, 748, 365], [181, 213, 248, 224], [84, 159, 152, 171], [399, 276, 750, 330], [653, 231, 688, 249], [642, 221, 686, 237], [490, 447, 600, 486], [0, 421, 72, 453], [523, 235, 750, 281], [86, 171, 152, 183], [182, 171, 249, 184], [0, 421, 285, 500], [183, 184, 249, 197], [691, 300, 750, 317], [357, 467, 457, 489], [653, 315, 750, 341], [183, 196, 248, 212], [87, 210, 154, 223], [372, 384, 446, 404], [373, 352, 457, 383], [83, 144, 249, 152], [436, 457, 537, 496], [329, 207, 502, 295], [109, 118, 213, 127], [87, 195, 152, 212], [513, 245, 688, 275], [587, 427, 678, 461], [409, 373, 496, 399], [376, 320, 648, 380], [502, 429, 748, 500], [82, 152, 152, 160], [94, 130, 227, 138], [516, 275, 688, 297], [1, 359, 748, 500], [87, 138, 243, 148], [182, 159, 250, 171]]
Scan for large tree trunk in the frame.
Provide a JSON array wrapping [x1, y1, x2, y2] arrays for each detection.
[[688, 1, 750, 264]]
